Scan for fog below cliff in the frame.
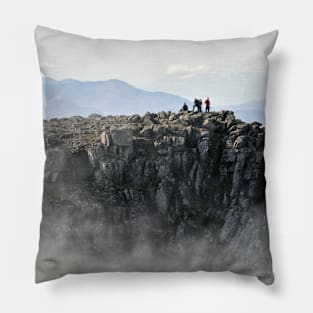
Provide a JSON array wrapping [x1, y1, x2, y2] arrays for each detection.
[[37, 110, 272, 284]]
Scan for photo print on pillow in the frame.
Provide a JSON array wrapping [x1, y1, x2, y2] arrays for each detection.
[[35, 26, 278, 284]]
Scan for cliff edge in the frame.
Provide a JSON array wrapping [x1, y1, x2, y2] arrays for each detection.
[[37, 110, 273, 284]]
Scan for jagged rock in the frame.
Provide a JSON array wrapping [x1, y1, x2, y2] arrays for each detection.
[[100, 131, 111, 146], [158, 111, 168, 120], [198, 138, 209, 155], [129, 114, 142, 123], [140, 126, 153, 138], [190, 113, 204, 125], [168, 113, 177, 121], [111, 127, 133, 146], [233, 135, 248, 149], [40, 110, 272, 283], [88, 113, 102, 120]]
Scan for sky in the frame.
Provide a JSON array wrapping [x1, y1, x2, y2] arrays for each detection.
[[36, 26, 277, 107]]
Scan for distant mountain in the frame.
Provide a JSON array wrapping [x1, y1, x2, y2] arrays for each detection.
[[213, 101, 265, 124], [43, 78, 192, 119]]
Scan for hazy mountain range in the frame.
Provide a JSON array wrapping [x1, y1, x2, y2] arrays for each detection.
[[213, 101, 265, 124], [43, 78, 192, 119], [43, 78, 264, 124]]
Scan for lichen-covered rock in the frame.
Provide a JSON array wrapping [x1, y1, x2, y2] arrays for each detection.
[[37, 110, 273, 284]]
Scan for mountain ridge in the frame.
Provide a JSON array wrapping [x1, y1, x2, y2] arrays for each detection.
[[44, 77, 192, 119]]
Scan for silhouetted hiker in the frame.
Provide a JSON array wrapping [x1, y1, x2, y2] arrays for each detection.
[[182, 103, 189, 111], [193, 98, 202, 113], [199, 99, 203, 112], [204, 97, 211, 112]]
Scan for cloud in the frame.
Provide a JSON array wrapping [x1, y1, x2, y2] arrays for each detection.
[[166, 64, 211, 78]]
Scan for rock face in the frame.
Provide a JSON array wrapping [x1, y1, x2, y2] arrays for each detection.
[[37, 110, 273, 284]]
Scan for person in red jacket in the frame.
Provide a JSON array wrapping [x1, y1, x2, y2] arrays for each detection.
[[204, 97, 211, 112]]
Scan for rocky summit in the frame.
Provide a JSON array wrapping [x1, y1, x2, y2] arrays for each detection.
[[37, 110, 273, 284]]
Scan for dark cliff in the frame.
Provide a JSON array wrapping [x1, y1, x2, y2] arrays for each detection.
[[37, 110, 273, 284]]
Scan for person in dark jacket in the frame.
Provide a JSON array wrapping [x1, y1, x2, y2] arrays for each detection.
[[193, 98, 201, 113], [182, 102, 189, 111], [199, 99, 203, 112]]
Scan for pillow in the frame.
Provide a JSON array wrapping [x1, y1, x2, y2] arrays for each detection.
[[35, 26, 278, 284]]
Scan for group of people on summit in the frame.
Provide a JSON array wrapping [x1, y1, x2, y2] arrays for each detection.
[[182, 97, 211, 113]]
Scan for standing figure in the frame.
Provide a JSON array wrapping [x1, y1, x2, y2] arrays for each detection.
[[193, 98, 202, 113], [199, 99, 203, 112], [204, 97, 211, 112]]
